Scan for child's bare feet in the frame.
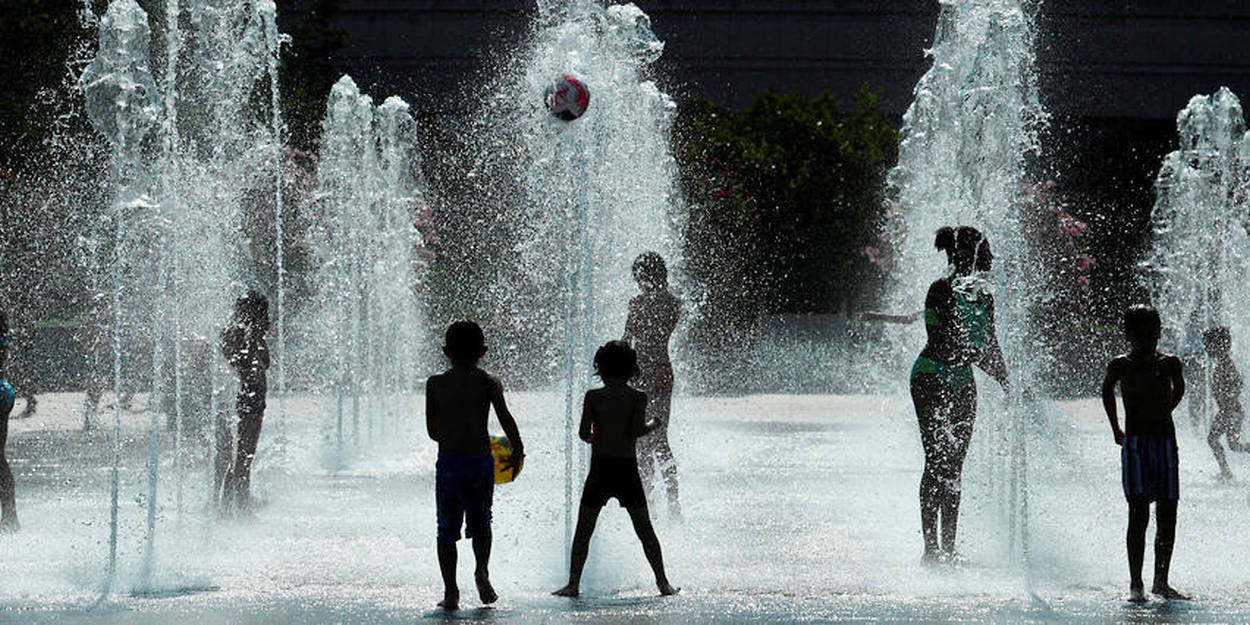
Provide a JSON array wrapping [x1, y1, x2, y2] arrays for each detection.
[[475, 570, 498, 604], [658, 582, 680, 596], [1128, 585, 1147, 603], [437, 589, 459, 611], [943, 551, 969, 566], [1152, 584, 1191, 601], [552, 584, 579, 597], [921, 550, 943, 567]]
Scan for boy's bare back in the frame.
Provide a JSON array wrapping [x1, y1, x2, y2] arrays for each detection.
[[427, 367, 501, 456], [580, 385, 648, 459], [1107, 352, 1184, 438]]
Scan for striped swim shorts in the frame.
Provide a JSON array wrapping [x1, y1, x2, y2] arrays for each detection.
[[1121, 435, 1179, 502]]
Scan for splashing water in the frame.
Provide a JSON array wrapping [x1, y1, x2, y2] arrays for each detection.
[[301, 75, 427, 463], [883, 0, 1047, 574], [477, 0, 685, 553], [79, 0, 285, 597], [1141, 87, 1250, 429], [515, 0, 682, 339]]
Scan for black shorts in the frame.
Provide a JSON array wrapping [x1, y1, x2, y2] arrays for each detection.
[[580, 456, 646, 509]]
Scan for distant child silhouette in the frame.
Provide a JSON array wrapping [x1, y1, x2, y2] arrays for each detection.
[[426, 321, 524, 611], [1, 310, 18, 532], [553, 341, 678, 598], [219, 290, 271, 514], [623, 252, 682, 518], [910, 226, 1008, 564], [1101, 304, 1189, 602], [1202, 326, 1248, 480]]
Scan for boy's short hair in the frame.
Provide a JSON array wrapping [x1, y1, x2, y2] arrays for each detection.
[[444, 321, 485, 366], [1124, 304, 1162, 345], [594, 340, 639, 379], [632, 251, 668, 289], [1204, 325, 1232, 354]]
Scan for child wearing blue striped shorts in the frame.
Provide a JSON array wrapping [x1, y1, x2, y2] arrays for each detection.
[[1101, 304, 1189, 602]]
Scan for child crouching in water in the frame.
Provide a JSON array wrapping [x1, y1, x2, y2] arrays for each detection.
[[553, 340, 678, 598], [1101, 304, 1189, 602]]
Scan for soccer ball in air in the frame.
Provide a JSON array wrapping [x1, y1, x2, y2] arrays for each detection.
[[545, 74, 590, 121]]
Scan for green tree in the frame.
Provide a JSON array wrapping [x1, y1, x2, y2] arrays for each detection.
[[674, 87, 898, 391], [677, 87, 898, 316]]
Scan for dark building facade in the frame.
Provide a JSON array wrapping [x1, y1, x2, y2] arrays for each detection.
[[323, 1, 1250, 121]]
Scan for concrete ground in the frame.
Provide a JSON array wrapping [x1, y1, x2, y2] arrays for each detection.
[[3, 388, 1250, 623]]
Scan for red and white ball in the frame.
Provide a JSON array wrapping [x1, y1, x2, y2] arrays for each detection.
[[545, 74, 590, 121]]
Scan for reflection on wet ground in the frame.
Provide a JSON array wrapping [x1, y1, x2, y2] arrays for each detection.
[[3, 392, 1249, 623]]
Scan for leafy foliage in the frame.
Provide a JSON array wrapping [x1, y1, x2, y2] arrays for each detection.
[[674, 87, 898, 390], [677, 87, 898, 316]]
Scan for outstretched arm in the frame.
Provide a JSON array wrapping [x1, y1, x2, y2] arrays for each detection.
[[1101, 361, 1124, 445], [491, 378, 524, 456], [857, 311, 924, 324]]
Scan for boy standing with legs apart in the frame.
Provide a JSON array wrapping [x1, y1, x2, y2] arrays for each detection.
[[553, 341, 678, 598], [426, 321, 523, 611], [1101, 304, 1189, 602]]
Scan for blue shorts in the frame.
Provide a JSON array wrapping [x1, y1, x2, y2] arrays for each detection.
[[435, 454, 494, 543], [1122, 435, 1179, 502]]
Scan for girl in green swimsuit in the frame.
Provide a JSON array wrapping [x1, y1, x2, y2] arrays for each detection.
[[1, 310, 17, 532], [911, 226, 1008, 563]]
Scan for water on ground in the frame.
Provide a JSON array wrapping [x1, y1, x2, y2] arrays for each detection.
[[3, 390, 1250, 623]]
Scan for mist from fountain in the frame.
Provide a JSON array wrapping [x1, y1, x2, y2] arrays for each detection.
[[883, 0, 1048, 575], [79, 0, 285, 596], [300, 75, 427, 465], [497, 0, 686, 554], [1141, 87, 1250, 430]]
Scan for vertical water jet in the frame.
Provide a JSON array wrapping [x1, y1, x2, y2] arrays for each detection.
[[302, 75, 427, 465], [1141, 88, 1250, 432], [884, 0, 1047, 573], [489, 0, 686, 551]]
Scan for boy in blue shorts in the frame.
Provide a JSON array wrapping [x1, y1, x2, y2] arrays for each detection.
[[426, 321, 524, 610], [1101, 304, 1189, 602]]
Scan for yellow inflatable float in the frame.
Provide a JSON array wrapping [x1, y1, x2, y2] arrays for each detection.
[[490, 435, 523, 484]]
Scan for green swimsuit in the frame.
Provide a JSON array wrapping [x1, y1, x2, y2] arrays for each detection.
[[911, 286, 990, 389]]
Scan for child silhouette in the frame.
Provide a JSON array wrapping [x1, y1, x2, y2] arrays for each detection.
[[1102, 304, 1189, 602], [554, 341, 678, 598]]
